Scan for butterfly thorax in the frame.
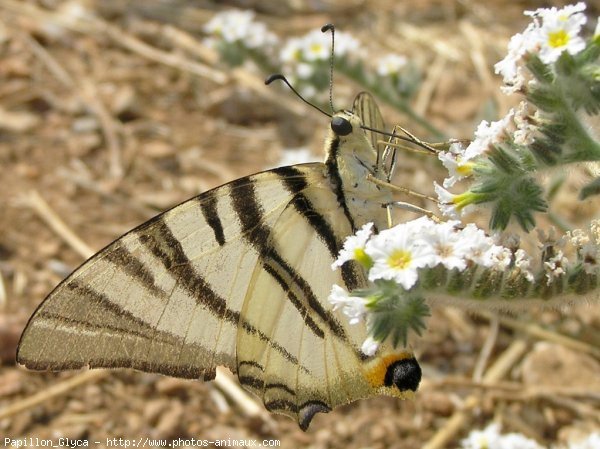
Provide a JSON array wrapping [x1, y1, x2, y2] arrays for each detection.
[[325, 111, 392, 231]]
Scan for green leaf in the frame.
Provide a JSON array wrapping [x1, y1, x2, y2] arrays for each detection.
[[579, 177, 600, 200], [366, 290, 430, 348]]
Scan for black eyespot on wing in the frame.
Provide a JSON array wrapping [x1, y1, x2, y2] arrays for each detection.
[[331, 116, 353, 136], [384, 357, 421, 392]]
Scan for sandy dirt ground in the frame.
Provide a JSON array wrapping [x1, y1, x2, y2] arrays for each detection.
[[0, 1, 599, 448]]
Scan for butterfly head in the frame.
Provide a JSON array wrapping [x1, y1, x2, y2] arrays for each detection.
[[328, 110, 376, 159]]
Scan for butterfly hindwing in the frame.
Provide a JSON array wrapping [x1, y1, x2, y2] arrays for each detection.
[[234, 171, 370, 428]]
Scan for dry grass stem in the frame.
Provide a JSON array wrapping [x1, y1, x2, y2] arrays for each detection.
[[422, 340, 529, 449], [0, 370, 110, 422], [472, 314, 499, 382], [214, 367, 276, 430], [479, 312, 600, 358], [414, 54, 447, 116], [19, 190, 94, 260]]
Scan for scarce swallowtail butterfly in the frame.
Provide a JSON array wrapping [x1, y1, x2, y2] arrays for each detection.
[[17, 85, 421, 430]]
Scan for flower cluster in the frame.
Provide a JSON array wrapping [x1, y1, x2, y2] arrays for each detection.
[[204, 10, 278, 49], [202, 10, 427, 126], [332, 218, 514, 291], [330, 210, 600, 351], [435, 4, 599, 232], [329, 218, 524, 354], [495, 2, 588, 92], [280, 29, 361, 99]]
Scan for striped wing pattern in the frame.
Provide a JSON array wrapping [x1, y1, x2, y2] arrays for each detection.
[[16, 162, 402, 428]]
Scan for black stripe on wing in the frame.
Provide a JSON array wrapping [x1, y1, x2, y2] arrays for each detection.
[[275, 166, 362, 291], [199, 195, 226, 246], [230, 175, 348, 342], [138, 218, 302, 368]]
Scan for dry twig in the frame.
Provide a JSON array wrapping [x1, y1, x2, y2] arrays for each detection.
[[0, 370, 110, 422], [422, 340, 529, 449], [478, 311, 600, 359], [472, 314, 499, 382], [19, 190, 94, 259]]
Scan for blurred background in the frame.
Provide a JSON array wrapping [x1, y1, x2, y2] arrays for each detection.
[[0, 1, 599, 448]]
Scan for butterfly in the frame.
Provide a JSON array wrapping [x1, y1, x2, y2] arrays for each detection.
[[17, 87, 421, 430]]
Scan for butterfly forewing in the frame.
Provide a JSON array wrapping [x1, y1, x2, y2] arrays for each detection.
[[18, 165, 326, 379], [352, 92, 385, 152]]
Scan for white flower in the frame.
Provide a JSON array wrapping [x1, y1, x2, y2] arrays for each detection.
[[332, 222, 374, 269], [295, 62, 314, 79], [422, 220, 471, 271], [439, 142, 475, 188], [300, 29, 330, 62], [328, 284, 367, 325], [513, 102, 539, 146], [244, 21, 278, 48], [461, 423, 503, 449], [332, 31, 361, 57], [494, 23, 538, 91], [595, 17, 600, 39], [365, 225, 437, 290], [459, 224, 496, 266], [460, 423, 544, 449], [281, 29, 360, 65], [465, 110, 515, 159], [280, 37, 303, 63], [567, 228, 590, 247], [534, 3, 587, 64], [434, 182, 461, 219], [544, 250, 568, 284], [299, 84, 317, 100], [361, 336, 380, 356], [204, 10, 278, 48], [377, 54, 408, 77], [515, 249, 535, 282], [484, 245, 513, 270], [525, 2, 586, 23], [568, 432, 600, 449]]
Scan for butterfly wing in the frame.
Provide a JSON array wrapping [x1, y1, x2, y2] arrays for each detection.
[[17, 164, 327, 380], [233, 167, 417, 429], [352, 91, 385, 152]]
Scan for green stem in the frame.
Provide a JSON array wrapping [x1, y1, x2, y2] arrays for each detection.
[[555, 76, 600, 163]]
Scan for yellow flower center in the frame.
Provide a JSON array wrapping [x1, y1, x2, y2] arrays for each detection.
[[547, 29, 570, 49], [456, 161, 474, 176], [388, 249, 412, 270], [310, 43, 324, 54], [354, 248, 373, 269]]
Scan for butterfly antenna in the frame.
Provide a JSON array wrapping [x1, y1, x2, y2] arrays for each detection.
[[265, 74, 332, 117], [321, 23, 336, 113]]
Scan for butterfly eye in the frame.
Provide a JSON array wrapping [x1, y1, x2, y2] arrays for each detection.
[[331, 116, 353, 136], [384, 357, 422, 392]]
